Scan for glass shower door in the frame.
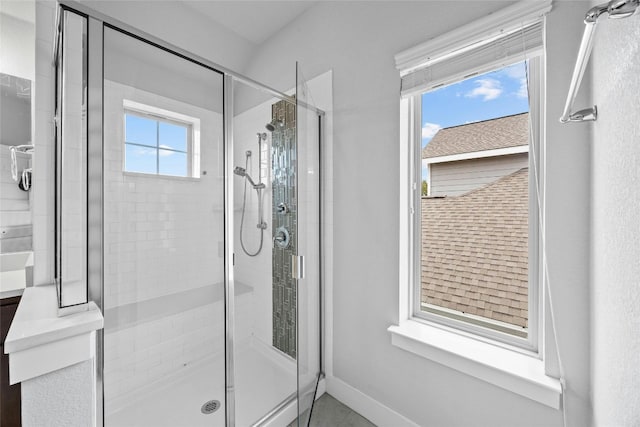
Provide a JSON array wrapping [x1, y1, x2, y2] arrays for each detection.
[[295, 63, 321, 426], [101, 27, 226, 427]]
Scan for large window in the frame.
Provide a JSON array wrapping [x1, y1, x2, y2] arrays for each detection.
[[399, 18, 545, 352], [123, 101, 200, 178], [418, 60, 536, 346]]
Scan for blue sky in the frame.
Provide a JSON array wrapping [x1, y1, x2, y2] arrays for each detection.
[[125, 114, 188, 177], [421, 61, 530, 181], [421, 61, 530, 148]]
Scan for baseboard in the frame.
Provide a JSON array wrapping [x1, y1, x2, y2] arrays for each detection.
[[325, 376, 419, 427], [260, 377, 326, 427]]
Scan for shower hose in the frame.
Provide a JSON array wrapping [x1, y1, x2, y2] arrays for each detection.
[[238, 155, 265, 257]]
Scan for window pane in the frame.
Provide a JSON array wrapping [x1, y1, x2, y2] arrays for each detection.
[[159, 149, 187, 177], [125, 144, 157, 174], [159, 121, 187, 152], [420, 61, 530, 337], [125, 114, 156, 147]]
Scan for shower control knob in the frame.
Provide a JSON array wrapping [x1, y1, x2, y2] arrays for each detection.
[[273, 227, 290, 249], [277, 202, 289, 214]]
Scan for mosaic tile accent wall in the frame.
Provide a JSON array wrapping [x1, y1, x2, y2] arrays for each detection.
[[271, 99, 297, 359]]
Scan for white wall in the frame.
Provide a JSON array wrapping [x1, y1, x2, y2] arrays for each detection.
[[32, 0, 56, 286], [243, 2, 592, 426], [102, 81, 224, 308], [233, 98, 275, 348], [0, 9, 35, 80], [101, 80, 225, 406], [544, 4, 592, 425], [429, 153, 529, 197], [82, 1, 255, 75], [590, 10, 640, 426], [27, 1, 598, 425], [21, 359, 95, 427]]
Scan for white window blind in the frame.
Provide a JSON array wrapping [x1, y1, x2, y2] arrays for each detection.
[[395, 0, 553, 97], [400, 20, 545, 97]]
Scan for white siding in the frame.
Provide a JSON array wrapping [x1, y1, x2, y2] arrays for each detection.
[[429, 153, 528, 197]]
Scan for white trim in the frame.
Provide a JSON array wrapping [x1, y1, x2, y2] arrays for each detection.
[[394, 0, 552, 75], [326, 376, 419, 427], [387, 321, 561, 409], [423, 145, 529, 165], [123, 99, 199, 125], [405, 52, 543, 352], [258, 378, 326, 427], [399, 97, 416, 323], [9, 332, 96, 385]]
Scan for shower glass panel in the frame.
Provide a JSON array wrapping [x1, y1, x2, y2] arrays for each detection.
[[101, 27, 225, 426], [295, 63, 321, 426], [231, 79, 298, 425], [231, 66, 321, 425], [55, 9, 89, 309]]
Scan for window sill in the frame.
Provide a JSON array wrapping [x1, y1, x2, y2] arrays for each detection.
[[123, 171, 202, 182], [387, 320, 561, 409]]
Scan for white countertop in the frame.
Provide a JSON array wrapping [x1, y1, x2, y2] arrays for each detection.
[[4, 284, 103, 354], [0, 287, 25, 299], [0, 250, 33, 299]]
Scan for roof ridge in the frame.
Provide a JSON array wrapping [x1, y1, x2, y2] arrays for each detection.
[[451, 167, 528, 198], [439, 111, 529, 131]]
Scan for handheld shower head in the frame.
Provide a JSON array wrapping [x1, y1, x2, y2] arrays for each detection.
[[266, 119, 284, 132], [233, 166, 264, 189]]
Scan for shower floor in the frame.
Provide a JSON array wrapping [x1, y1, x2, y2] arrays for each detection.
[[107, 339, 297, 427]]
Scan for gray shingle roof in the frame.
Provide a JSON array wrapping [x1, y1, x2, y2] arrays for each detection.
[[420, 168, 529, 329], [422, 113, 529, 159]]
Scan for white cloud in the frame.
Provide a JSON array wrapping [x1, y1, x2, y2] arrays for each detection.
[[465, 78, 503, 101], [159, 145, 175, 156], [516, 77, 528, 98], [422, 122, 441, 139], [501, 63, 526, 80], [134, 146, 155, 156], [497, 62, 529, 98]]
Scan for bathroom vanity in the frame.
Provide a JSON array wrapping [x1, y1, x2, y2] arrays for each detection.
[[4, 285, 103, 427]]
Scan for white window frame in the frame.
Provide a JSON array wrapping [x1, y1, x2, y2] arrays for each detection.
[[122, 99, 201, 179], [411, 57, 542, 353], [389, 0, 562, 409]]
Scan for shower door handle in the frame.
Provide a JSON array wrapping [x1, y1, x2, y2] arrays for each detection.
[[292, 255, 305, 280]]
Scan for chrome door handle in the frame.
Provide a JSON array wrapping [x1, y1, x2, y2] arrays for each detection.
[[292, 255, 304, 280]]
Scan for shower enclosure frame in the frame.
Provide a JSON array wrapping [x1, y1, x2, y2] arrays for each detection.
[[54, 2, 325, 426]]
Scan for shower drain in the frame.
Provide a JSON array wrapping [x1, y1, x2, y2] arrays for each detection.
[[201, 400, 221, 415]]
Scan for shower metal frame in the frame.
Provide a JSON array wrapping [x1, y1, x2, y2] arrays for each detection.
[[55, 2, 326, 426]]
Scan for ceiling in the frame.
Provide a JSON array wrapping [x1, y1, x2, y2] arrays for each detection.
[[182, 1, 317, 45]]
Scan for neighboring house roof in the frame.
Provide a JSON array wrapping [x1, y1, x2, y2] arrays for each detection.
[[422, 112, 529, 159], [421, 167, 529, 329]]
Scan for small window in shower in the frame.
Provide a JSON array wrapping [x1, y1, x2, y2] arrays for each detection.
[[123, 100, 200, 178]]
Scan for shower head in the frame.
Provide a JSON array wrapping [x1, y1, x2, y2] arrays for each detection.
[[586, 0, 639, 22], [233, 166, 264, 189], [265, 119, 284, 132], [608, 0, 639, 18]]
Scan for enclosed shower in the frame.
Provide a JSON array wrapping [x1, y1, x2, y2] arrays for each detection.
[[53, 4, 322, 426]]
